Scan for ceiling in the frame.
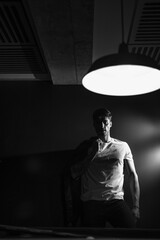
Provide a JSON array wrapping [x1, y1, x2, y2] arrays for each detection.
[[0, 0, 160, 84]]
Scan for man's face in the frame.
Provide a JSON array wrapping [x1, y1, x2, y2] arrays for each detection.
[[93, 115, 112, 138]]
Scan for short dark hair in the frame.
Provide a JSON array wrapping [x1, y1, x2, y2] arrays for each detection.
[[92, 108, 112, 121]]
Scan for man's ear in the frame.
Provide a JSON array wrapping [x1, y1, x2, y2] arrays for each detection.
[[110, 121, 112, 128]]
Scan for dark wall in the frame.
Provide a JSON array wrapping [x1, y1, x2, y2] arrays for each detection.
[[0, 82, 160, 228], [0, 150, 71, 227]]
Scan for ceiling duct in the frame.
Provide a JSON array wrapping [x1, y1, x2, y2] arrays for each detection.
[[128, 0, 160, 66], [0, 0, 51, 81]]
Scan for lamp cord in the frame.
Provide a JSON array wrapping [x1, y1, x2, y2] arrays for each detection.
[[121, 0, 139, 44], [127, 0, 138, 44], [121, 0, 125, 43]]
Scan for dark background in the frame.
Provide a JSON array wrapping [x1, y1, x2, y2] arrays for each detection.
[[0, 82, 160, 229]]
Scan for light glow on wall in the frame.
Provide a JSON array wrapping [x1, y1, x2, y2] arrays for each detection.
[[139, 146, 160, 181], [113, 111, 160, 183], [114, 113, 160, 142]]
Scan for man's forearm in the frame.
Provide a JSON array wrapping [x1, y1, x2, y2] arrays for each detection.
[[71, 143, 98, 179], [130, 172, 140, 208]]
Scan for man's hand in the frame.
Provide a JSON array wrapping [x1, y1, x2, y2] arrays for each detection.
[[132, 206, 140, 221]]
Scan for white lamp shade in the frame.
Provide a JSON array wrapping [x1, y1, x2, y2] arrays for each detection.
[[82, 64, 160, 96]]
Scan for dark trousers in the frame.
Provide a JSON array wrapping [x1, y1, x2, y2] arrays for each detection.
[[82, 199, 136, 228]]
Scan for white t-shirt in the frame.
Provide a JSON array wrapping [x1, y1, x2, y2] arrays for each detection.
[[81, 138, 133, 201]]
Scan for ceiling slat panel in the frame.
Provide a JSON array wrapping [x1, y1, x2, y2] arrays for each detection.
[[0, 0, 51, 81], [128, 0, 160, 68]]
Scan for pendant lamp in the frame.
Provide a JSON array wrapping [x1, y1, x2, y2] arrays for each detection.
[[82, 0, 160, 96]]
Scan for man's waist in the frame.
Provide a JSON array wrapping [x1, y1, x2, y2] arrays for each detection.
[[81, 190, 124, 202]]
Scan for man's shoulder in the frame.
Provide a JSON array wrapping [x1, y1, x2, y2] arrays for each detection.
[[112, 137, 128, 146], [112, 138, 131, 154]]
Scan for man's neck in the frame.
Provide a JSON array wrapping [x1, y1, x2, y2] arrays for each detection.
[[99, 135, 111, 143]]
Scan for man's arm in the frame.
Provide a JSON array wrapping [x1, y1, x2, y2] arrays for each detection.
[[71, 139, 98, 179], [125, 159, 140, 220]]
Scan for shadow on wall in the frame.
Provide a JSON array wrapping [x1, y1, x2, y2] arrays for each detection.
[[0, 150, 73, 227]]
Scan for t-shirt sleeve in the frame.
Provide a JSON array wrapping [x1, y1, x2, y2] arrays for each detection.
[[124, 142, 133, 161]]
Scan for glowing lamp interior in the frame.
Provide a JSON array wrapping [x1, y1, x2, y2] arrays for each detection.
[[82, 64, 160, 96]]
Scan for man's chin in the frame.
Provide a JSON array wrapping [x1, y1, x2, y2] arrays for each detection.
[[97, 132, 107, 137]]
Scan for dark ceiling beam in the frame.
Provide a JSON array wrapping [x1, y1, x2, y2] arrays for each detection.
[[28, 0, 94, 84]]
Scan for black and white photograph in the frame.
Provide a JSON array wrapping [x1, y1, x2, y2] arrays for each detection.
[[0, 0, 160, 239]]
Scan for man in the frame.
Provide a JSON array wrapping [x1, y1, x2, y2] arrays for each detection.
[[67, 108, 140, 228]]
